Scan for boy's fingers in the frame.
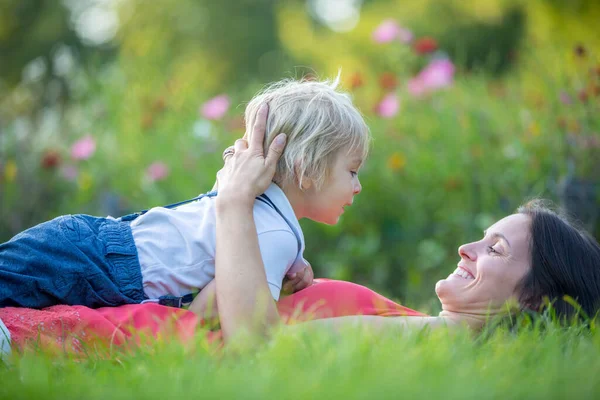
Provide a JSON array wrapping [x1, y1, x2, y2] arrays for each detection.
[[266, 133, 286, 169], [249, 103, 269, 151]]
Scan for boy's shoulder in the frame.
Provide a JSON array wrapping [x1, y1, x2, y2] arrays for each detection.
[[252, 198, 293, 235]]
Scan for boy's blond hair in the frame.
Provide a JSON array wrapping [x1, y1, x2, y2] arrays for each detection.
[[244, 75, 371, 190]]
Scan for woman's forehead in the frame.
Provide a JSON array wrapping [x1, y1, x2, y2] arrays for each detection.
[[488, 214, 531, 249]]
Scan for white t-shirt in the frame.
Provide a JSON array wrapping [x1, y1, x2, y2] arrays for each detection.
[[130, 183, 307, 301]]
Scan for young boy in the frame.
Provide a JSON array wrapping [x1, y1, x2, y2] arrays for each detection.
[[0, 76, 370, 313]]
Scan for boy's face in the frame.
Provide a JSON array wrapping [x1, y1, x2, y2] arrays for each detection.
[[303, 147, 363, 225]]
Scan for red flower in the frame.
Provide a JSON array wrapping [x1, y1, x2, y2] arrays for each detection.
[[349, 72, 364, 90], [41, 150, 61, 169], [413, 37, 438, 55], [578, 89, 589, 103], [379, 72, 398, 90]]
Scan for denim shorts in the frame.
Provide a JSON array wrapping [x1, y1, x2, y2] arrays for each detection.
[[0, 214, 146, 308]]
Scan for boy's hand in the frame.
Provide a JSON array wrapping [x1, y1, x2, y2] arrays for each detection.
[[282, 261, 314, 294]]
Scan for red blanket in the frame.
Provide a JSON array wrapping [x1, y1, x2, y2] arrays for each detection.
[[0, 279, 425, 352]]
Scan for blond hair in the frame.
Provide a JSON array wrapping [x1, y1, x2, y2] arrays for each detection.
[[244, 75, 371, 190]]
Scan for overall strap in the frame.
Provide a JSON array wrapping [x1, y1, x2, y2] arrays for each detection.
[[256, 194, 302, 256], [119, 190, 218, 222]]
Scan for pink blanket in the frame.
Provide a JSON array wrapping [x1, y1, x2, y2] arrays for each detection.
[[0, 279, 425, 353]]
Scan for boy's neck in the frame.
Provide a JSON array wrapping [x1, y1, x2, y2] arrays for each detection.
[[278, 181, 307, 220]]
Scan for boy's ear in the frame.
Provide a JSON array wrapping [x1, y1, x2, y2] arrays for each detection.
[[300, 177, 313, 191]]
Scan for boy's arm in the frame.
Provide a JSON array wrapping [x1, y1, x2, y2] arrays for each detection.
[[188, 279, 218, 322]]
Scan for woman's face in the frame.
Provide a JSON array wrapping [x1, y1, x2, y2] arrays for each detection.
[[435, 213, 532, 317]]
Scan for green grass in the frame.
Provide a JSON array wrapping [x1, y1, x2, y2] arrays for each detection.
[[2, 321, 599, 399]]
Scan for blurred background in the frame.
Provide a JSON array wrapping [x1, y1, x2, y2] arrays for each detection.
[[1, 0, 599, 312]]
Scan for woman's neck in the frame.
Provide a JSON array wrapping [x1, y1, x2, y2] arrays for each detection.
[[438, 310, 493, 331]]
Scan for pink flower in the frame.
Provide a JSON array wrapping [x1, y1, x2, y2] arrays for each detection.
[[146, 161, 169, 182], [376, 93, 400, 118], [420, 59, 455, 89], [70, 135, 96, 160], [200, 95, 230, 120], [407, 58, 455, 97], [372, 19, 413, 44]]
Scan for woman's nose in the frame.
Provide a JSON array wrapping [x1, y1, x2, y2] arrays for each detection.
[[458, 242, 477, 262]]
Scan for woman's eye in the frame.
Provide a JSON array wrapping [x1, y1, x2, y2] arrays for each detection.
[[350, 171, 358, 177], [488, 246, 499, 254]]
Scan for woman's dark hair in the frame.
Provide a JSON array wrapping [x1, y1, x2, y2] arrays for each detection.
[[516, 199, 600, 321]]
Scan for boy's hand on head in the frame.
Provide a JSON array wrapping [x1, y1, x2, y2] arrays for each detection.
[[282, 261, 314, 294]]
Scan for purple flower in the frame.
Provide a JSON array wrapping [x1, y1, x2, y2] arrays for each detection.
[[200, 95, 230, 120], [70, 135, 96, 160]]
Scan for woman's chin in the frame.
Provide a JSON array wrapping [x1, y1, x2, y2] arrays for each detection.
[[435, 275, 469, 302]]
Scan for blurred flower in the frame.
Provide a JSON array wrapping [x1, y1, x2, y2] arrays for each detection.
[[559, 91, 573, 105], [408, 58, 455, 97], [578, 89, 589, 103], [528, 121, 541, 137], [349, 72, 364, 89], [592, 86, 600, 97], [413, 37, 438, 55], [372, 19, 401, 43], [376, 93, 400, 118], [141, 113, 154, 130], [152, 96, 166, 112], [200, 95, 230, 120], [444, 177, 463, 191], [398, 28, 414, 44], [71, 135, 96, 160], [60, 165, 79, 181], [146, 161, 169, 182], [557, 117, 568, 130], [3, 160, 17, 183], [407, 78, 426, 97], [41, 150, 62, 169], [574, 44, 586, 58], [387, 152, 406, 171], [379, 72, 398, 90]]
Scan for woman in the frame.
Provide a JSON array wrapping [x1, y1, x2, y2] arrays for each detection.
[[212, 107, 600, 342]]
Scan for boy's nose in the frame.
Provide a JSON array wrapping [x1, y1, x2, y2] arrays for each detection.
[[353, 180, 362, 195]]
